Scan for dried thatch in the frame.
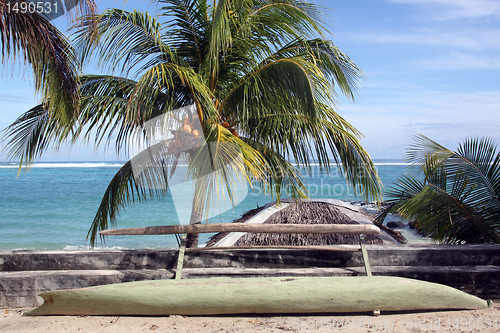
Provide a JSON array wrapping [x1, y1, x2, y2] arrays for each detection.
[[206, 202, 383, 247], [205, 205, 267, 246]]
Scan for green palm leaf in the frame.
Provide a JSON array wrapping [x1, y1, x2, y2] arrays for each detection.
[[378, 134, 500, 243], [1, 1, 98, 130]]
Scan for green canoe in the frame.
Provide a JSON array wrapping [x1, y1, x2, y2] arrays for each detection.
[[25, 276, 492, 316]]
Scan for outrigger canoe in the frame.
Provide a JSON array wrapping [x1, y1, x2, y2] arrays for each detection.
[[25, 276, 492, 316]]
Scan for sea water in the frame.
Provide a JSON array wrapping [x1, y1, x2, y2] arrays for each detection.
[[0, 160, 423, 250]]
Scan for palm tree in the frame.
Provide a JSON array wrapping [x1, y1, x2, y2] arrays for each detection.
[[375, 134, 500, 244], [3, 0, 382, 247], [0, 0, 97, 162]]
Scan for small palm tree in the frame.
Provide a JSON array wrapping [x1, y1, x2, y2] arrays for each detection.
[[376, 134, 500, 244], [3, 0, 382, 247]]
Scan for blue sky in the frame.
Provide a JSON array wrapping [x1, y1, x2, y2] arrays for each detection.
[[0, 0, 498, 161]]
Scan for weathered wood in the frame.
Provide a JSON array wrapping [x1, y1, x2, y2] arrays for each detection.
[[175, 236, 187, 280], [359, 235, 372, 276], [186, 245, 361, 252], [25, 276, 492, 316], [99, 223, 380, 236]]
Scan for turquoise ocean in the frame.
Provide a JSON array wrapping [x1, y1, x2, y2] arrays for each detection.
[[0, 160, 412, 250]]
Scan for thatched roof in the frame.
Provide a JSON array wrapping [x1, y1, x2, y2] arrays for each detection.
[[206, 202, 383, 247], [205, 205, 267, 246]]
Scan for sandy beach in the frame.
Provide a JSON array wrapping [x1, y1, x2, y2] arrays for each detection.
[[2, 305, 499, 332]]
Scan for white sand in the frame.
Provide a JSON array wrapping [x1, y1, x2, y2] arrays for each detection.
[[1, 305, 499, 332]]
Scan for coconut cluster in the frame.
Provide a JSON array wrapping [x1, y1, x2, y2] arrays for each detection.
[[181, 116, 200, 138], [168, 116, 202, 154]]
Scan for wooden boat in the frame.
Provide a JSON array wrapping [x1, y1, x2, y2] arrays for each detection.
[[25, 276, 492, 316], [25, 222, 492, 316]]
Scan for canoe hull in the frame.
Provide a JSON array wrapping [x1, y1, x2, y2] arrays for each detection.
[[25, 276, 491, 316]]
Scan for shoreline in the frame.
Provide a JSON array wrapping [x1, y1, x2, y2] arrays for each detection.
[[0, 198, 428, 252]]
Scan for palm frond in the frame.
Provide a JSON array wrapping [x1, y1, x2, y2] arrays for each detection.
[[1, 104, 71, 170], [73, 8, 167, 77], [378, 134, 500, 243], [88, 146, 172, 246], [242, 136, 308, 202], [160, 0, 209, 66], [1, 5, 80, 125]]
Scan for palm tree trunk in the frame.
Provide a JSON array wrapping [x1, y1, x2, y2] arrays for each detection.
[[186, 208, 203, 248], [186, 179, 205, 248]]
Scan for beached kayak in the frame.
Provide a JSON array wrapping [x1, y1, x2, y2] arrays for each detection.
[[25, 276, 492, 316]]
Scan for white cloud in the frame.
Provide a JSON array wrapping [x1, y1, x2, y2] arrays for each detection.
[[339, 90, 500, 158], [342, 27, 500, 70], [389, 0, 500, 20], [0, 92, 36, 104], [417, 51, 500, 70], [347, 28, 500, 51]]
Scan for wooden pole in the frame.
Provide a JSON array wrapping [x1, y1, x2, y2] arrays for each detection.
[[185, 245, 361, 252], [99, 223, 380, 236], [175, 235, 187, 280], [359, 234, 372, 277]]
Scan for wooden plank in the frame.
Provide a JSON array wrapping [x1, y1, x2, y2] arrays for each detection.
[[186, 245, 361, 252], [99, 223, 380, 236]]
